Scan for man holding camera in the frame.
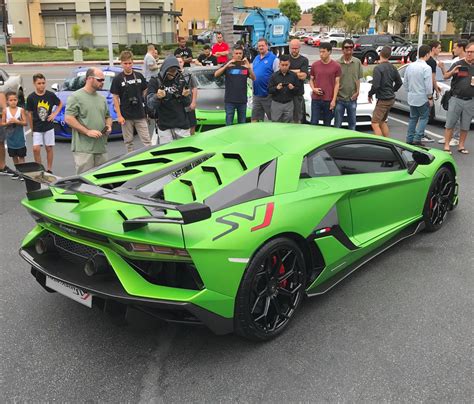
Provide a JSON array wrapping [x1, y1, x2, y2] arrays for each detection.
[[146, 56, 192, 145], [268, 55, 300, 123], [215, 45, 255, 126], [111, 51, 151, 153]]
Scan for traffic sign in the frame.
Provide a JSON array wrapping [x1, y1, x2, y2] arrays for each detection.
[[432, 11, 447, 33]]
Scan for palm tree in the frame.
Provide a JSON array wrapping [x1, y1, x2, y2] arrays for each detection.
[[220, 0, 234, 46]]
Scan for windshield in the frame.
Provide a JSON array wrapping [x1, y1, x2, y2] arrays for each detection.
[[61, 71, 115, 91], [193, 70, 225, 89]]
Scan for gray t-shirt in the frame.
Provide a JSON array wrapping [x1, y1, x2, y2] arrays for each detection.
[[143, 53, 158, 82], [65, 89, 110, 154]]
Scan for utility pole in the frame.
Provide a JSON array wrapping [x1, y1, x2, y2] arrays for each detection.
[[105, 0, 113, 66], [417, 0, 427, 50], [1, 0, 13, 64]]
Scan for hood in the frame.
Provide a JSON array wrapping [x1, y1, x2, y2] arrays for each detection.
[[159, 56, 180, 79]]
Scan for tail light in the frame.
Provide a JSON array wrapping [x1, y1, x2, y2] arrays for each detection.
[[117, 241, 190, 258], [354, 43, 361, 50]]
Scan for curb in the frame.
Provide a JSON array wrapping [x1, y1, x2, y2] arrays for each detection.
[[0, 59, 146, 67]]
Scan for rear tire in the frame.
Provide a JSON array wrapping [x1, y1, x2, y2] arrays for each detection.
[[365, 52, 378, 64], [234, 238, 307, 341], [423, 167, 455, 232]]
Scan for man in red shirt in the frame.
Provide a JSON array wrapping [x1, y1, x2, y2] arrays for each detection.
[[309, 43, 341, 126], [212, 32, 230, 64]]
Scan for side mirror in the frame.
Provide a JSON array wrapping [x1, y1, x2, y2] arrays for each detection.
[[51, 83, 59, 92], [408, 151, 434, 175]]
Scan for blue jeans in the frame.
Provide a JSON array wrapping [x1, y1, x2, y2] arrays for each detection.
[[407, 103, 430, 143], [225, 103, 247, 126], [334, 100, 357, 130], [311, 100, 333, 126]]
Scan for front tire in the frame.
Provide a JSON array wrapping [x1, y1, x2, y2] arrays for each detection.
[[423, 167, 455, 232], [234, 238, 307, 341]]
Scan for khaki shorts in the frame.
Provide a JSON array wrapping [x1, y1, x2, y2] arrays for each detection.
[[372, 98, 395, 124], [73, 152, 108, 175]]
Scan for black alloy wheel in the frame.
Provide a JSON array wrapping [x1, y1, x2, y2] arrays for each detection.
[[234, 238, 306, 341], [423, 167, 455, 232], [365, 52, 378, 64]]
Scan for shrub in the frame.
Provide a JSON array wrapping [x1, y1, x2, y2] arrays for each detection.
[[94, 47, 104, 52], [162, 43, 179, 51], [130, 43, 148, 55]]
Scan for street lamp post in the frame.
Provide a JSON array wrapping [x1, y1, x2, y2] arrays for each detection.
[[417, 0, 427, 49], [105, 0, 114, 66]]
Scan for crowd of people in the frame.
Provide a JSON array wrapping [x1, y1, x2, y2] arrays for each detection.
[[0, 34, 472, 178]]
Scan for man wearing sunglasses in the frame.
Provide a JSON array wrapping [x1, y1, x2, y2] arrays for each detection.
[[335, 39, 363, 131], [65, 68, 112, 174]]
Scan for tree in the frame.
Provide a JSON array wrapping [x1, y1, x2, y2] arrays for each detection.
[[312, 5, 333, 29], [442, 0, 474, 33], [326, 0, 346, 28], [71, 24, 92, 50], [346, 0, 372, 31], [220, 0, 234, 45], [280, 0, 302, 28], [342, 11, 364, 34]]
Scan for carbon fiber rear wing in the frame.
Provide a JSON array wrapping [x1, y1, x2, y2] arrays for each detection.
[[15, 162, 211, 231]]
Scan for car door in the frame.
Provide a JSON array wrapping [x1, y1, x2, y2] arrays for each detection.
[[325, 141, 427, 245], [394, 65, 409, 111]]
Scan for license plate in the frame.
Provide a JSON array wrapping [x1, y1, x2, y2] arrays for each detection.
[[45, 276, 92, 308]]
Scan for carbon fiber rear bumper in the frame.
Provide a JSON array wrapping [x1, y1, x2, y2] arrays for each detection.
[[19, 247, 234, 335]]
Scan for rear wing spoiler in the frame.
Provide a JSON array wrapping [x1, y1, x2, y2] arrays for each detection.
[[15, 162, 211, 232]]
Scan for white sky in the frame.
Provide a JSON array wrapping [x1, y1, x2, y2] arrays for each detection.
[[296, 0, 354, 11]]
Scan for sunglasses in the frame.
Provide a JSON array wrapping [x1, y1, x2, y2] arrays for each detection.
[[344, 46, 354, 49], [92, 77, 105, 82]]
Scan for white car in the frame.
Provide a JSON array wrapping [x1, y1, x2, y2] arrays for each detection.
[[320, 33, 347, 47], [303, 80, 375, 126], [393, 61, 474, 124]]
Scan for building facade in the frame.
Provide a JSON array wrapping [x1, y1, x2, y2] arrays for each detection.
[[174, 0, 278, 38], [7, 0, 176, 47]]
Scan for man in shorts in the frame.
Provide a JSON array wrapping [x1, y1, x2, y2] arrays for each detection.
[[26, 73, 62, 173], [368, 46, 402, 137]]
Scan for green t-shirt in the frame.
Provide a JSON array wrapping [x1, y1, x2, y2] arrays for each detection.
[[66, 88, 110, 154], [337, 57, 363, 101]]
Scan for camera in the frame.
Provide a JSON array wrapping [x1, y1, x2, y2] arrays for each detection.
[[128, 96, 139, 106]]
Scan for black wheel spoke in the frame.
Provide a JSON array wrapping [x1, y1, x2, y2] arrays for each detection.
[[254, 296, 271, 322], [278, 269, 295, 283]]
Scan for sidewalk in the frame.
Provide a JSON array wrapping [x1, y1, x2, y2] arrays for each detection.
[[0, 59, 146, 67]]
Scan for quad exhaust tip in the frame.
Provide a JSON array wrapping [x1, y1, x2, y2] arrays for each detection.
[[84, 255, 109, 277], [34, 236, 55, 255]]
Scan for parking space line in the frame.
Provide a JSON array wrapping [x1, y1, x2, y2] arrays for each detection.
[[388, 116, 444, 139]]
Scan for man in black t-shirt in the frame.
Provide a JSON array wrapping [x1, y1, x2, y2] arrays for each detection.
[[197, 45, 218, 66], [174, 37, 193, 67], [110, 51, 151, 153], [26, 73, 62, 173], [215, 46, 256, 125], [442, 42, 474, 154], [288, 39, 309, 123]]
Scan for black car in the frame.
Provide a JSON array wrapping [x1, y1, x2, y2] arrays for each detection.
[[353, 34, 417, 64]]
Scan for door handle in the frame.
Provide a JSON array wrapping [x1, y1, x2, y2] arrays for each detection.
[[355, 188, 370, 194]]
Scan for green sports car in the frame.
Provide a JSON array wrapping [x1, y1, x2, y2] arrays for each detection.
[[17, 123, 458, 340]]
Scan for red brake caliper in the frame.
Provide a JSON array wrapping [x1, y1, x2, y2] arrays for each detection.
[[274, 256, 287, 288]]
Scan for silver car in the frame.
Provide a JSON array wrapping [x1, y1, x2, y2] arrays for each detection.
[[394, 61, 474, 124], [303, 80, 375, 126], [0, 68, 24, 105]]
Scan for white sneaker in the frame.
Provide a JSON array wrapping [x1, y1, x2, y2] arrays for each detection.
[[421, 135, 435, 143], [438, 138, 445, 144], [449, 139, 459, 147]]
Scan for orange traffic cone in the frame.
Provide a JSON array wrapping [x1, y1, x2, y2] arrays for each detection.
[[406, 55, 411, 63], [400, 57, 405, 65], [363, 57, 368, 66]]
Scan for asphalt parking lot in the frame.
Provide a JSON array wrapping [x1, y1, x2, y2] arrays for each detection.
[[1, 63, 473, 402]]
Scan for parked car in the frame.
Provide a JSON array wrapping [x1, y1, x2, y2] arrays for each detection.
[[0, 68, 25, 106], [50, 67, 127, 140], [303, 79, 375, 126], [196, 30, 214, 44], [319, 33, 347, 47], [303, 32, 319, 44], [17, 123, 459, 340], [307, 33, 326, 46], [393, 61, 474, 124], [352, 34, 417, 64], [187, 66, 252, 132]]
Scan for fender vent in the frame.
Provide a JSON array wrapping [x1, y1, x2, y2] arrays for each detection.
[[179, 179, 196, 201], [122, 157, 171, 167], [222, 153, 247, 170], [201, 166, 222, 185], [151, 146, 202, 156]]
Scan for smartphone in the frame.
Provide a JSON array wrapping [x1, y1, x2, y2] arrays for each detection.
[[101, 126, 109, 135]]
